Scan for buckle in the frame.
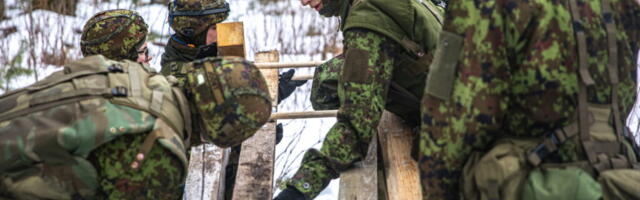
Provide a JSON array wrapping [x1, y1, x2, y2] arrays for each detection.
[[111, 86, 128, 97], [108, 64, 124, 73]]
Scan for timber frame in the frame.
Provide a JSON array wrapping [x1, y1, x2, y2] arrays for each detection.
[[184, 22, 421, 200]]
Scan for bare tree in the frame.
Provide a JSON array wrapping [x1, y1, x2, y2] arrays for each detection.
[[30, 0, 79, 16]]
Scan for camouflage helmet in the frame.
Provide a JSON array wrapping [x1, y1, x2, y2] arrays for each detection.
[[81, 9, 148, 61], [169, 0, 230, 38], [186, 56, 271, 148]]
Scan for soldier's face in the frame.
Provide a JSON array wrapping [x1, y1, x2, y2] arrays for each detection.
[[300, 0, 323, 11], [136, 43, 152, 64], [206, 25, 218, 45]]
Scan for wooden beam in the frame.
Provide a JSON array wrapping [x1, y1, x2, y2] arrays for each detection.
[[338, 134, 378, 200], [216, 22, 245, 58], [184, 145, 230, 200], [232, 51, 279, 200], [378, 111, 422, 200], [291, 74, 314, 81], [270, 110, 337, 120], [255, 61, 325, 69]]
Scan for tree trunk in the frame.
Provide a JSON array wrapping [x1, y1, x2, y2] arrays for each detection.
[[1, 0, 5, 20], [30, 0, 78, 16]]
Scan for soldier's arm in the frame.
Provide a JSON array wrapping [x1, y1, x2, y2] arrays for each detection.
[[419, 0, 526, 198]]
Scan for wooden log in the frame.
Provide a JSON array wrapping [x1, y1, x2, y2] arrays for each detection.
[[184, 144, 230, 200], [291, 74, 314, 81], [232, 51, 279, 200], [216, 22, 245, 58], [378, 111, 422, 200], [338, 134, 378, 200], [255, 61, 325, 69], [270, 110, 338, 120]]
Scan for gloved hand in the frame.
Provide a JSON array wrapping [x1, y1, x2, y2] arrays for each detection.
[[278, 69, 307, 104], [195, 42, 218, 59], [276, 123, 284, 145], [273, 187, 307, 200]]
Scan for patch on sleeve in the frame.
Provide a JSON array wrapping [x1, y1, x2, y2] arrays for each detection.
[[342, 48, 370, 84], [425, 31, 464, 101]]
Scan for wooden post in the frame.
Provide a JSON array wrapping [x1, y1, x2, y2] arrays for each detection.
[[378, 111, 422, 200], [184, 145, 230, 200], [216, 22, 246, 58], [231, 51, 279, 200], [339, 134, 378, 200]]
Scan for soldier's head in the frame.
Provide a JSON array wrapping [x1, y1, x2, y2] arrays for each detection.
[[169, 0, 229, 46], [300, 0, 346, 17], [81, 9, 151, 63], [185, 57, 272, 147]]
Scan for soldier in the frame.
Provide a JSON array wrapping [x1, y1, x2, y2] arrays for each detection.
[[420, 0, 640, 199], [274, 0, 444, 199], [0, 9, 272, 199], [161, 1, 305, 198]]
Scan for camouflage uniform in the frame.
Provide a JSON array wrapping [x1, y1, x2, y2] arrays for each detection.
[[160, 0, 229, 85], [0, 9, 271, 200], [419, 0, 640, 199], [282, 0, 443, 198]]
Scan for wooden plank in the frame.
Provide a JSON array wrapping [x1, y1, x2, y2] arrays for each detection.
[[338, 134, 378, 200], [255, 61, 325, 69], [232, 51, 279, 200], [184, 144, 230, 200], [291, 74, 314, 81], [216, 22, 245, 58], [378, 111, 422, 200], [270, 110, 337, 120]]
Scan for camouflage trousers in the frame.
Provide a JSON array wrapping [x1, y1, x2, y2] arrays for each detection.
[[0, 100, 185, 200], [288, 29, 427, 199]]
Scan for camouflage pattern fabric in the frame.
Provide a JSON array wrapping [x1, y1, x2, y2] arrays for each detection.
[[88, 132, 184, 199], [81, 9, 148, 61], [309, 54, 343, 110], [287, 29, 416, 199], [185, 57, 272, 148], [419, 0, 640, 199], [161, 37, 199, 87], [169, 0, 228, 41]]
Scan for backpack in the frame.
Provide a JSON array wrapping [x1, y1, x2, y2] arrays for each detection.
[[0, 55, 191, 199]]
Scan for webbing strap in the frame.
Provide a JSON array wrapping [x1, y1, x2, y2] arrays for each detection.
[[129, 63, 142, 97], [29, 88, 112, 107], [602, 0, 624, 143], [568, 0, 598, 164], [568, 0, 596, 86], [150, 90, 165, 115], [528, 119, 583, 166], [26, 69, 109, 93], [172, 87, 192, 147]]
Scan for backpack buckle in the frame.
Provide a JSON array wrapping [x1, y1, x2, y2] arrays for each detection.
[[108, 64, 124, 73], [111, 86, 128, 97]]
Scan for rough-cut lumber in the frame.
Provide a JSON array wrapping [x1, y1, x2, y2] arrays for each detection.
[[216, 22, 245, 58], [338, 134, 378, 200], [184, 144, 230, 200], [255, 61, 325, 69], [378, 111, 422, 200], [232, 51, 279, 200], [270, 110, 338, 120]]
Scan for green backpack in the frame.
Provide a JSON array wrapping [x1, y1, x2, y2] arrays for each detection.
[[0, 55, 191, 199]]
